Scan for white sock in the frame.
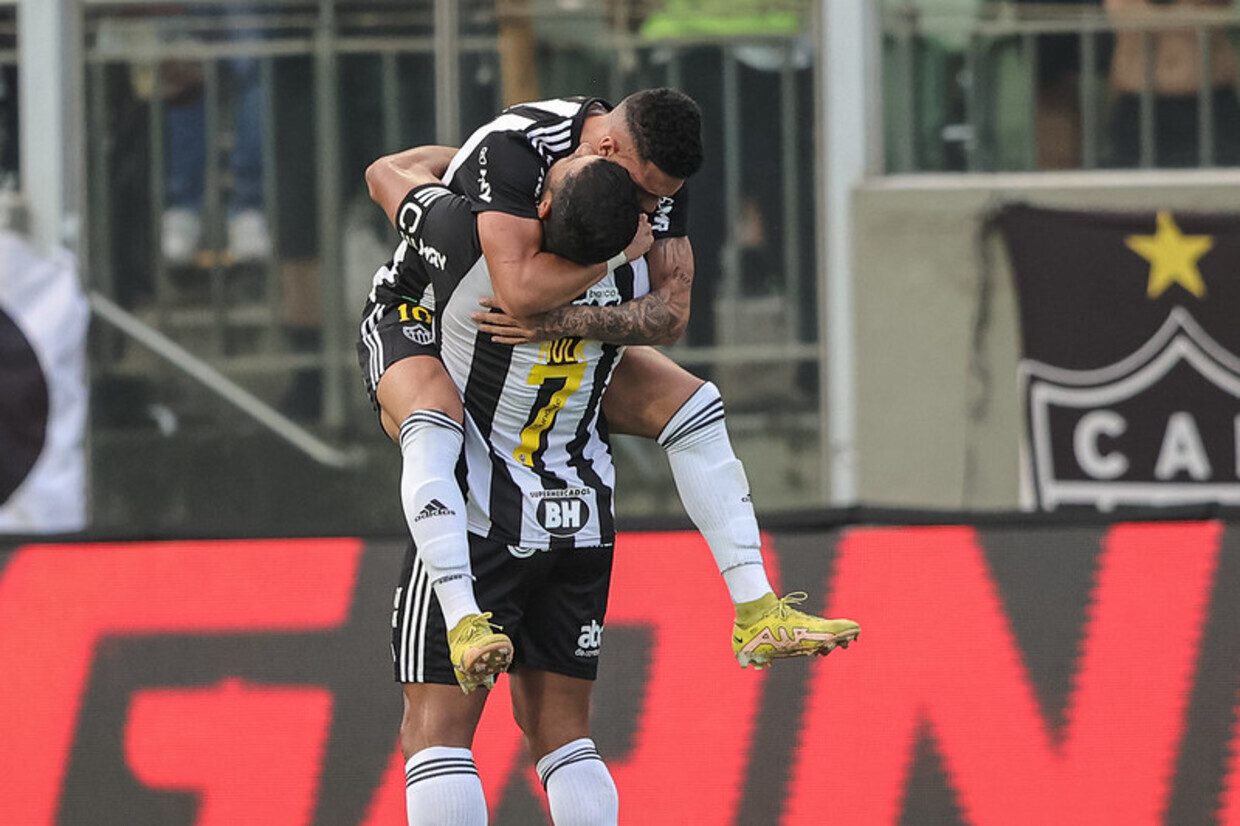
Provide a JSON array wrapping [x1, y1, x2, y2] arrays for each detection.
[[434, 575, 481, 630], [536, 738, 618, 826], [657, 383, 773, 605], [405, 746, 487, 826], [400, 411, 481, 627]]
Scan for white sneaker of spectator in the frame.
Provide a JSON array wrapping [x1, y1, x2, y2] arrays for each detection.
[[161, 208, 202, 265], [228, 209, 273, 263]]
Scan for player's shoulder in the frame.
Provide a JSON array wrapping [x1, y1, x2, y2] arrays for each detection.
[[399, 181, 461, 220], [652, 186, 691, 239], [397, 183, 471, 238], [406, 181, 454, 205], [502, 95, 599, 121]]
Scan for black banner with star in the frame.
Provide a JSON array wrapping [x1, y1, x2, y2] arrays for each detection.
[[997, 203, 1240, 511]]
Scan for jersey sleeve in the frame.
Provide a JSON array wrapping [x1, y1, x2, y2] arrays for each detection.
[[651, 185, 690, 239], [395, 184, 443, 248], [396, 184, 482, 281], [454, 132, 545, 220]]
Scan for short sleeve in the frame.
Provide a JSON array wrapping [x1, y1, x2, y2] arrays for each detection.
[[651, 186, 690, 239], [452, 132, 545, 219], [396, 184, 480, 268], [394, 184, 444, 248]]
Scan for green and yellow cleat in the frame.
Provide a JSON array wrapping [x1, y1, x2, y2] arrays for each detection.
[[448, 612, 514, 693], [732, 592, 860, 669]]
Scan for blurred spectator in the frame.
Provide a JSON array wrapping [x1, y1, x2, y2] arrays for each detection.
[[162, 56, 270, 264], [639, 0, 812, 298], [1011, 0, 1104, 169], [157, 6, 272, 265], [882, 0, 980, 171], [1105, 0, 1240, 167]]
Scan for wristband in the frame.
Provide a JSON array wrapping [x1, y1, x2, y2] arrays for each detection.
[[606, 251, 628, 272]]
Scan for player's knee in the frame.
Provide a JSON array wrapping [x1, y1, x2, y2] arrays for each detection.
[[399, 686, 482, 757], [377, 358, 464, 425], [656, 380, 726, 451], [398, 704, 426, 759]]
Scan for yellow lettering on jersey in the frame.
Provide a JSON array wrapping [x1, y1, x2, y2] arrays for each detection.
[[516, 338, 587, 467]]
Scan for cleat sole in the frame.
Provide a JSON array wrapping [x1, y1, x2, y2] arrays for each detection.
[[455, 641, 514, 693], [734, 626, 861, 668]]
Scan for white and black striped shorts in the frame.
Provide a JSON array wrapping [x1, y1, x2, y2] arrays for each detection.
[[355, 297, 439, 410]]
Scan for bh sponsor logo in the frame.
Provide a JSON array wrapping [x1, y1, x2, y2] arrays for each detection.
[[536, 496, 589, 536]]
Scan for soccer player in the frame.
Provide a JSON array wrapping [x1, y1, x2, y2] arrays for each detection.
[[362, 145, 651, 694], [365, 89, 859, 693], [362, 142, 642, 826]]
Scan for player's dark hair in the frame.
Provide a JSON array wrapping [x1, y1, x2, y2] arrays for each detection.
[[543, 158, 641, 266], [621, 87, 703, 179]]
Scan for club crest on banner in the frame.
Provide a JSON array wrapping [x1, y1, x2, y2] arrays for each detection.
[[998, 205, 1240, 511]]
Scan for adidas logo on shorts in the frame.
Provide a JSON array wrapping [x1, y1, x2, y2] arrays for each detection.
[[415, 498, 455, 522]]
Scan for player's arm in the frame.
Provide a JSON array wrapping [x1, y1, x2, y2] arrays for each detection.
[[641, 234, 694, 343], [464, 133, 651, 318], [478, 211, 650, 319], [471, 205, 694, 346], [471, 235, 691, 345], [636, 190, 696, 343], [472, 276, 680, 346], [364, 145, 459, 226]]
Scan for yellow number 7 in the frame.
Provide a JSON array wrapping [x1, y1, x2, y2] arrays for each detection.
[[515, 339, 587, 467]]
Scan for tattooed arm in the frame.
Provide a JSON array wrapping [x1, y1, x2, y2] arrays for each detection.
[[474, 287, 679, 345], [472, 237, 695, 346]]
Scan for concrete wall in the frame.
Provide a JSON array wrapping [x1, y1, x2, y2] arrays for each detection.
[[852, 169, 1240, 509]]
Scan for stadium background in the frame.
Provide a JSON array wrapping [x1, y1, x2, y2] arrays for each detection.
[[5, 1, 1240, 823]]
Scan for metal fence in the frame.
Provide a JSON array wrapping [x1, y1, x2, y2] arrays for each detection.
[[21, 0, 1233, 532], [0, 3, 16, 193], [68, 0, 827, 534], [883, 1, 1240, 173]]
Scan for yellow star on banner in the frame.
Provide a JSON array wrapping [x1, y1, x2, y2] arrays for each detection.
[[1124, 211, 1214, 299]]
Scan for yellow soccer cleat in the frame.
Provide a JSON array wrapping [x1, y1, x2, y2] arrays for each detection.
[[447, 612, 514, 693], [732, 592, 860, 669]]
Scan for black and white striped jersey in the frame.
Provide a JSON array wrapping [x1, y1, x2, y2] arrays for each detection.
[[361, 178, 458, 311], [442, 96, 689, 238], [386, 182, 651, 549], [364, 238, 432, 309]]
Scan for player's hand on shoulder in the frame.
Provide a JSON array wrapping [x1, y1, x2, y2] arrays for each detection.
[[472, 297, 547, 345]]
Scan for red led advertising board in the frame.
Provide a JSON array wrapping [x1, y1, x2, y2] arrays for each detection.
[[1, 523, 1238, 824]]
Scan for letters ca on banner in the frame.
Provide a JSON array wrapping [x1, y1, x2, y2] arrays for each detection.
[[998, 204, 1240, 511]]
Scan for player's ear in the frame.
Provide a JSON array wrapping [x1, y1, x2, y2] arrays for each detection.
[[595, 134, 616, 157], [536, 196, 552, 220]]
